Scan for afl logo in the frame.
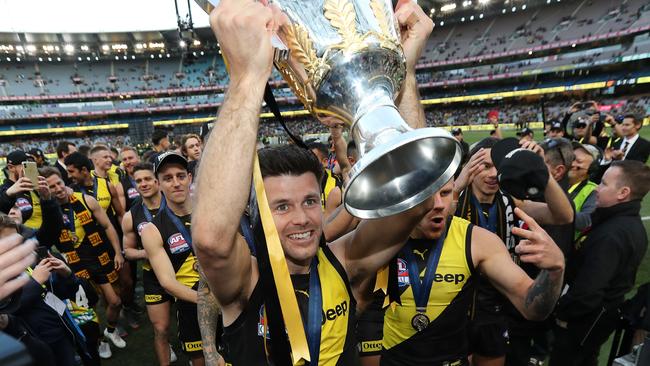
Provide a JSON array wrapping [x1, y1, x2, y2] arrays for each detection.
[[136, 222, 148, 235], [168, 233, 190, 254], [257, 305, 270, 338], [15, 198, 32, 212], [127, 188, 140, 199], [397, 258, 410, 287]]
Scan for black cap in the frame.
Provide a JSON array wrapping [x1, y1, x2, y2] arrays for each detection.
[[490, 138, 548, 201], [6, 150, 28, 165], [153, 151, 188, 176], [28, 148, 45, 159], [550, 121, 563, 131], [516, 127, 534, 137], [451, 127, 462, 135]]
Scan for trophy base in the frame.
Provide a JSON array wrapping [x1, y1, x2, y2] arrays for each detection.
[[344, 126, 461, 219]]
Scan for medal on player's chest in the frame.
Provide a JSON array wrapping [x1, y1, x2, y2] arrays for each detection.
[[411, 309, 430, 332]]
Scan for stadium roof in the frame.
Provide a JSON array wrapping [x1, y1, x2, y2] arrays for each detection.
[[0, 0, 210, 33]]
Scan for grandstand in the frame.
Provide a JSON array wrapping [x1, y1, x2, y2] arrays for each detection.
[[1, 0, 650, 153]]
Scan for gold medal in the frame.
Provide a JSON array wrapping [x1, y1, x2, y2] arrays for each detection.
[[411, 312, 430, 332]]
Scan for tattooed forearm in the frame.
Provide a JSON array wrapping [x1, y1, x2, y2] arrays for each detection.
[[198, 273, 223, 365], [524, 269, 563, 320]]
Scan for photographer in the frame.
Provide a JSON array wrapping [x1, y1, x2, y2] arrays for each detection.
[[0, 150, 44, 230], [550, 161, 650, 366]]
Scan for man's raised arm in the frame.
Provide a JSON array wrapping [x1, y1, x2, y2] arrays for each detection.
[[192, 0, 284, 310]]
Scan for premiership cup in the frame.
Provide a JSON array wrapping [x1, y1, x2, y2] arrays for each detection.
[[198, 0, 462, 219]]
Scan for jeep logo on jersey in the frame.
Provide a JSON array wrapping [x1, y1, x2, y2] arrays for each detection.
[[397, 258, 410, 287], [168, 233, 190, 254], [127, 188, 140, 199], [321, 299, 348, 324], [15, 198, 32, 212]]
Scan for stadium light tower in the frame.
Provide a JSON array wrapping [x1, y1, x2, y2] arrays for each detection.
[[174, 0, 197, 64]]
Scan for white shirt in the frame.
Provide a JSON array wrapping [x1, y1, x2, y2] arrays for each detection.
[[621, 133, 639, 159]]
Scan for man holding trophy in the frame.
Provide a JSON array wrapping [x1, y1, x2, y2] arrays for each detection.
[[194, 0, 566, 365]]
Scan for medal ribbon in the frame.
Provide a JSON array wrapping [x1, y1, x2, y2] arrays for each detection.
[[470, 195, 498, 234], [163, 205, 192, 248], [252, 155, 310, 364], [403, 227, 448, 313], [306, 256, 322, 365], [142, 198, 166, 222], [80, 177, 99, 200]]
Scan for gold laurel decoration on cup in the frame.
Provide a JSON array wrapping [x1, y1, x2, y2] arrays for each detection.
[[324, 0, 366, 53], [369, 0, 399, 51]]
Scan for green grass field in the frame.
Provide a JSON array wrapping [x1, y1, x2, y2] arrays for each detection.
[[102, 127, 650, 366]]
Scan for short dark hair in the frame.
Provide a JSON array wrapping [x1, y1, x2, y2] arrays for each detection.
[[152, 130, 168, 146], [78, 145, 91, 157], [89, 144, 109, 156], [469, 137, 499, 158], [307, 142, 328, 159], [611, 160, 650, 200], [64, 152, 93, 172], [259, 145, 323, 184], [132, 163, 154, 176], [110, 146, 119, 156], [39, 166, 62, 179], [56, 141, 75, 158], [623, 113, 642, 129]]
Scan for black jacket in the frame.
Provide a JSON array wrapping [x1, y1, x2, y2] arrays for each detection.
[[612, 136, 650, 163], [18, 197, 64, 248], [556, 200, 648, 322]]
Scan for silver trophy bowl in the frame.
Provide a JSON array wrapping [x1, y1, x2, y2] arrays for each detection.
[[199, 0, 462, 219]]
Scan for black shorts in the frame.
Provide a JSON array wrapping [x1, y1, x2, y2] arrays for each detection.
[[143, 269, 172, 305], [356, 306, 385, 357], [82, 251, 118, 285], [468, 310, 510, 357], [177, 299, 203, 355]]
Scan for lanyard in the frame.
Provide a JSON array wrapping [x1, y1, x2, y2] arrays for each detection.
[[80, 177, 98, 200], [306, 256, 322, 365], [142, 198, 166, 222], [403, 228, 448, 312], [470, 195, 498, 234], [63, 205, 76, 233], [164, 205, 192, 248]]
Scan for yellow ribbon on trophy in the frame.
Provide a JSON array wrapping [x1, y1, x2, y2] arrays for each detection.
[[252, 155, 311, 365]]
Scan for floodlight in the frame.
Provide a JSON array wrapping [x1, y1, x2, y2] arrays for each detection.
[[441, 3, 456, 12], [64, 44, 74, 53]]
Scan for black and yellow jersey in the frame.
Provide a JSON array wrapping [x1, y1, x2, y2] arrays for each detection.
[[15, 190, 42, 230], [92, 165, 123, 186], [121, 175, 140, 212], [151, 209, 199, 289], [382, 217, 475, 365], [77, 176, 113, 214], [130, 201, 159, 272], [221, 245, 360, 366], [57, 192, 115, 282], [320, 169, 342, 210]]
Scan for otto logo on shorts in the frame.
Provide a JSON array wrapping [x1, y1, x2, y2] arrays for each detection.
[[397, 258, 410, 287], [145, 294, 163, 303], [168, 233, 190, 254], [15, 198, 32, 212], [127, 188, 140, 199], [182, 341, 203, 352]]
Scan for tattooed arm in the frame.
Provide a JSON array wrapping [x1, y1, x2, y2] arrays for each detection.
[[198, 271, 223, 366], [474, 207, 565, 320]]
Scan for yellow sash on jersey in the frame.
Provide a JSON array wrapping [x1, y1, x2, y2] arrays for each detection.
[[252, 155, 310, 365]]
